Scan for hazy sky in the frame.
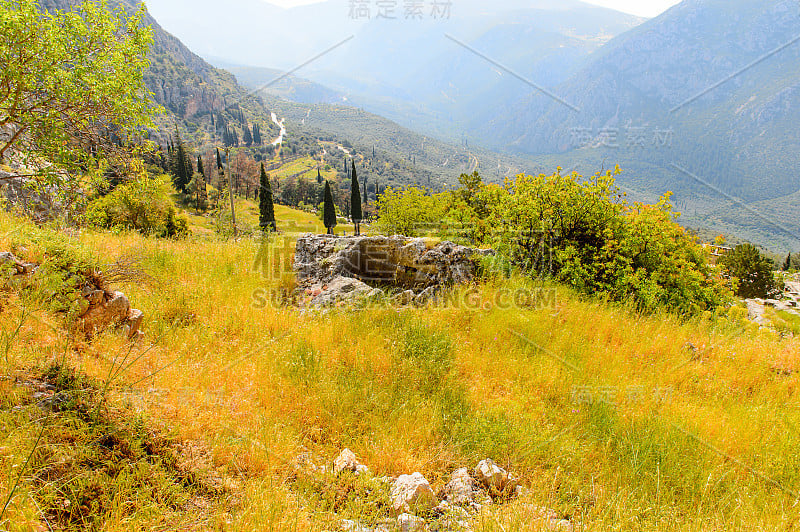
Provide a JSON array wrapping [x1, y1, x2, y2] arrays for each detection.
[[262, 0, 684, 18]]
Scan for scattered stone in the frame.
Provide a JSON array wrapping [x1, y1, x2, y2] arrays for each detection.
[[341, 519, 372, 532], [390, 472, 437, 515], [395, 290, 416, 306], [473, 459, 516, 493], [334, 448, 361, 475], [126, 308, 144, 338], [442, 468, 479, 506], [397, 513, 427, 532], [414, 286, 438, 306]]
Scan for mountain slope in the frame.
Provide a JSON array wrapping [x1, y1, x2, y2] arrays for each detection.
[[487, 0, 800, 249]]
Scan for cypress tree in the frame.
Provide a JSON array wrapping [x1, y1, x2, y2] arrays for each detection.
[[317, 167, 322, 184], [350, 160, 362, 236], [170, 131, 191, 193], [785, 253, 792, 271], [243, 125, 253, 146], [323, 180, 337, 235], [252, 123, 261, 145], [259, 162, 276, 232], [197, 155, 205, 181], [216, 148, 223, 171]]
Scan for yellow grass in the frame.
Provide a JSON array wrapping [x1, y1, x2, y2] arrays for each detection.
[[0, 210, 799, 531]]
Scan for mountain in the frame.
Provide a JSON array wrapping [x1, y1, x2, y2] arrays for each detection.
[[144, 0, 643, 142], [487, 0, 800, 250]]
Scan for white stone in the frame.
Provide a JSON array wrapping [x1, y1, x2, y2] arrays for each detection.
[[443, 468, 477, 505], [473, 459, 511, 491], [390, 472, 437, 515], [397, 513, 427, 532], [333, 448, 360, 474]]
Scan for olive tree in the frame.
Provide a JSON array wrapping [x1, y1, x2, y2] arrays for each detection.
[[0, 0, 154, 208]]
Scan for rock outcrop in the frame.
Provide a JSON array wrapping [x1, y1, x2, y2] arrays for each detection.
[[293, 234, 493, 307]]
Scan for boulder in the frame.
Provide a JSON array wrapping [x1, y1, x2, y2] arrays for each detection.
[[473, 459, 516, 493], [333, 448, 361, 475], [293, 234, 493, 306], [442, 468, 479, 506], [390, 472, 437, 515], [307, 276, 383, 307], [80, 291, 130, 336], [397, 513, 427, 532]]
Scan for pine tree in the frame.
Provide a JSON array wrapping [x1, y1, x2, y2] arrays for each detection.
[[350, 160, 362, 236], [243, 125, 253, 147], [259, 162, 276, 232], [323, 180, 337, 235], [785, 253, 792, 271]]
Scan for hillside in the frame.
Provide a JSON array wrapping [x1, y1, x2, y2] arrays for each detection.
[[486, 0, 800, 250], [2, 210, 800, 530]]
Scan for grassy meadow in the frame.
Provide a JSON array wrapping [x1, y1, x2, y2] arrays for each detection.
[[1, 209, 799, 531]]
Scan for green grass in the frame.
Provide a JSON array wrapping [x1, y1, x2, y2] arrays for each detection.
[[1, 211, 800, 530]]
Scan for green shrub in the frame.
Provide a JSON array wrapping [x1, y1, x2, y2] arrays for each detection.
[[719, 243, 781, 299], [86, 176, 188, 237], [486, 168, 732, 315]]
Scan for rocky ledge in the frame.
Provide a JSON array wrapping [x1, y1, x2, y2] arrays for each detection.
[[293, 234, 494, 308]]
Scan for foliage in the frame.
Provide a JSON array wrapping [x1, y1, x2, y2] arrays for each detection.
[[350, 160, 362, 223], [259, 162, 275, 231], [85, 175, 188, 237], [719, 243, 780, 299], [483, 168, 732, 315], [322, 180, 336, 234], [375, 185, 445, 237], [0, 0, 154, 200]]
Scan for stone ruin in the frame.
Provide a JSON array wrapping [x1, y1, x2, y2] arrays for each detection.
[[0, 251, 143, 339], [292, 234, 494, 307]]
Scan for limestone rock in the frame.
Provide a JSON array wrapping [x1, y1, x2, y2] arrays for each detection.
[[80, 291, 130, 336], [473, 459, 516, 493], [395, 290, 416, 306], [397, 513, 427, 532], [127, 308, 144, 338], [443, 468, 479, 505], [308, 276, 382, 307], [293, 235, 493, 306], [390, 472, 437, 515], [333, 448, 360, 475]]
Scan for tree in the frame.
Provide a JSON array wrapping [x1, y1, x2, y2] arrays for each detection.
[[196, 155, 205, 181], [784, 253, 792, 271], [252, 123, 262, 145], [719, 243, 780, 299], [243, 124, 253, 147], [0, 0, 153, 205], [317, 167, 323, 184], [258, 162, 275, 232], [323, 180, 337, 235], [350, 160, 362, 235], [216, 148, 223, 171], [169, 131, 191, 193]]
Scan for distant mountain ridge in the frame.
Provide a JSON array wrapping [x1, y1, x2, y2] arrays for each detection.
[[483, 0, 800, 250]]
